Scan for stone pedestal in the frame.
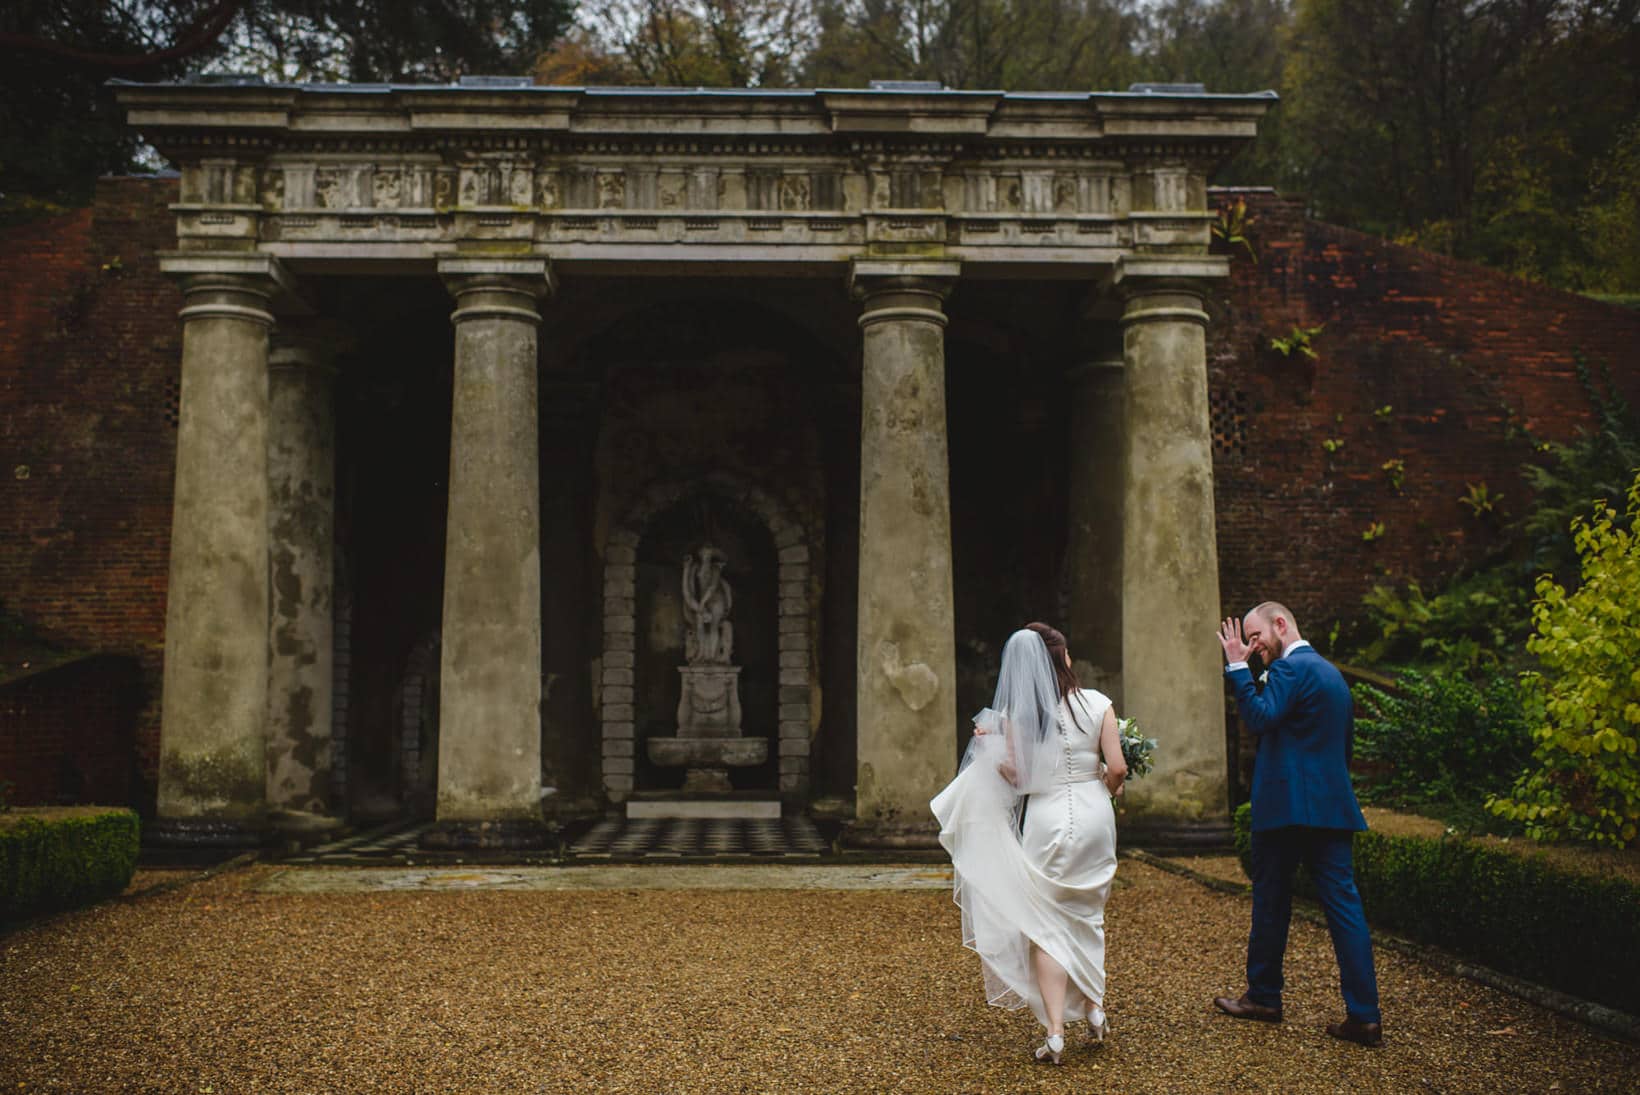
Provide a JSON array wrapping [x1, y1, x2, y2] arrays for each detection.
[[1114, 259, 1229, 842], [152, 253, 294, 846], [648, 666, 767, 792], [266, 332, 337, 821], [847, 260, 959, 849], [424, 258, 553, 850], [1064, 355, 1127, 704]]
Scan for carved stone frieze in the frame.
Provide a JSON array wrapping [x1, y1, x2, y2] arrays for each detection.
[[120, 82, 1272, 270]]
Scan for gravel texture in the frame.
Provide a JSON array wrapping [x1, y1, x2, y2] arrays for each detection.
[[3, 857, 1637, 1093]]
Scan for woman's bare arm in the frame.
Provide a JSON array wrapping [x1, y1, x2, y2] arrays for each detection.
[[1099, 707, 1126, 794]]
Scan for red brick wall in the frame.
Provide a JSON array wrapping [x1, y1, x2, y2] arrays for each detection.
[[1208, 188, 1640, 635], [0, 177, 182, 809]]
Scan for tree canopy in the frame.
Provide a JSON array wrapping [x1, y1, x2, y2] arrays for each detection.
[[0, 0, 575, 219], [5, 0, 1637, 293]]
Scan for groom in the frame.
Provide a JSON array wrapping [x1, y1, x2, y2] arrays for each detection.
[[1213, 601, 1383, 1047]]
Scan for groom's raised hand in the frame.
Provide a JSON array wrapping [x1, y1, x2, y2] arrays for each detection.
[[1217, 617, 1250, 664]]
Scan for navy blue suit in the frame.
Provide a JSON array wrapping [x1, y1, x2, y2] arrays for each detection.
[[1228, 643, 1380, 1024]]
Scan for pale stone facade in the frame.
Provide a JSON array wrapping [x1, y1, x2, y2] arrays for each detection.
[[120, 80, 1272, 848]]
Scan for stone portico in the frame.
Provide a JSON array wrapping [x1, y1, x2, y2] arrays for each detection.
[[120, 80, 1272, 848]]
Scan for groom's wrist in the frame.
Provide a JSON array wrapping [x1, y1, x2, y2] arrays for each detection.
[[1225, 660, 1249, 673]]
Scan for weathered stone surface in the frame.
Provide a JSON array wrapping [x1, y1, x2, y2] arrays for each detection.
[[434, 259, 551, 823], [266, 333, 336, 817], [1116, 267, 1226, 826], [156, 254, 291, 827], [1064, 356, 1126, 705], [850, 261, 960, 847], [646, 736, 768, 768]]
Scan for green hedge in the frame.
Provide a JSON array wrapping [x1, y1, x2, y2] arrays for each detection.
[[1233, 803, 1640, 1014], [0, 808, 140, 922]]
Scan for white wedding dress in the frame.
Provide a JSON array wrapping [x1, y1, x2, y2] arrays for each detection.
[[931, 688, 1118, 1030]]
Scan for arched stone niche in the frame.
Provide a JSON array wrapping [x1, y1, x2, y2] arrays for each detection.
[[601, 473, 814, 804]]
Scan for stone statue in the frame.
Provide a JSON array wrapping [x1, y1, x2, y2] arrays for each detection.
[[681, 545, 734, 665], [650, 542, 764, 793]]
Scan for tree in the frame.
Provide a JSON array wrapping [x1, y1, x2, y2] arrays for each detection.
[[0, 0, 575, 221], [1136, 0, 1291, 185], [805, 0, 1146, 90], [1576, 120, 1640, 296], [1280, 0, 1640, 289]]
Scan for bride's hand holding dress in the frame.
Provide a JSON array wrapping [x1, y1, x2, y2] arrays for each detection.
[[931, 626, 1122, 1064]]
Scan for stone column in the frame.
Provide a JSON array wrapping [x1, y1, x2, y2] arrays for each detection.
[[424, 257, 553, 849], [1114, 257, 1229, 846], [847, 259, 960, 848], [153, 253, 294, 846], [1063, 354, 1127, 705], [266, 330, 340, 832]]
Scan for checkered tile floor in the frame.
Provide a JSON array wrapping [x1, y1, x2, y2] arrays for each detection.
[[279, 815, 832, 864], [280, 819, 437, 864], [567, 815, 830, 860]]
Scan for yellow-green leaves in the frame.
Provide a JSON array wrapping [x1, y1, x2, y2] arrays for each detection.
[[1488, 469, 1640, 847]]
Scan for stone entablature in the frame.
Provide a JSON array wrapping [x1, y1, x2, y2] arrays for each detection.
[[115, 83, 1273, 273]]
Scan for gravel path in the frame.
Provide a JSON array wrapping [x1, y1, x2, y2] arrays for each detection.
[[3, 857, 1637, 1093]]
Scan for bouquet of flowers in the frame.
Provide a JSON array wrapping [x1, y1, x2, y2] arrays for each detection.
[[1118, 717, 1158, 779]]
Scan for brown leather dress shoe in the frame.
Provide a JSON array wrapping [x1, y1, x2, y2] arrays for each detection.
[[1325, 1018, 1384, 1047], [1213, 993, 1283, 1023]]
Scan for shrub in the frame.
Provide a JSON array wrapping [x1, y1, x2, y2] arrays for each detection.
[[0, 808, 140, 922], [1489, 469, 1640, 847], [1352, 669, 1532, 808], [1519, 358, 1639, 583], [1232, 803, 1640, 1013], [1355, 569, 1532, 672]]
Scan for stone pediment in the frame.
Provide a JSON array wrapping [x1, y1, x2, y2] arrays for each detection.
[[115, 82, 1274, 276]]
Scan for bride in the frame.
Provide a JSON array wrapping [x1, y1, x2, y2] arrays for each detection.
[[930, 622, 1127, 1065]]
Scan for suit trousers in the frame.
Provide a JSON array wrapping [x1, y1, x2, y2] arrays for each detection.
[[1246, 825, 1381, 1024]]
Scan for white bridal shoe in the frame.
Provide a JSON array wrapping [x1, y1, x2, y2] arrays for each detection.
[[1033, 1033, 1065, 1065], [1089, 1015, 1110, 1044]]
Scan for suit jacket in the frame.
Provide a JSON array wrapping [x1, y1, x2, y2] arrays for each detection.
[[1227, 645, 1367, 833]]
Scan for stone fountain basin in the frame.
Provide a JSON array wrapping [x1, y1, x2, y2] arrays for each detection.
[[647, 736, 768, 768]]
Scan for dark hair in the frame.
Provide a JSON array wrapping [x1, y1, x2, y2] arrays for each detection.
[[1025, 621, 1094, 733]]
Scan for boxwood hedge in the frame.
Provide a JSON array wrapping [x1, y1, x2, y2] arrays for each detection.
[[1233, 803, 1640, 1015], [1, 808, 140, 922]]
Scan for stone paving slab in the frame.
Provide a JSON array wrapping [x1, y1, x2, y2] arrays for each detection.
[[256, 863, 954, 893]]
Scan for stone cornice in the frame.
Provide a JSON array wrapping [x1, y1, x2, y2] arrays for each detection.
[[117, 82, 1273, 276], [115, 81, 1274, 149]]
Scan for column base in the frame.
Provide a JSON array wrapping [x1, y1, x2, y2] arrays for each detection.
[[1116, 815, 1234, 855], [420, 819, 552, 850], [841, 818, 943, 850], [146, 816, 268, 849]]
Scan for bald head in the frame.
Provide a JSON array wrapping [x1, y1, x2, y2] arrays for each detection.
[[1244, 601, 1302, 660]]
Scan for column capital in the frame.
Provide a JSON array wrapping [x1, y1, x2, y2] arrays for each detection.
[[848, 258, 960, 298], [1112, 256, 1224, 328], [439, 256, 556, 293], [1112, 256, 1222, 329], [1112, 255, 1229, 287], [438, 256, 555, 325], [159, 251, 307, 324], [849, 259, 959, 330]]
